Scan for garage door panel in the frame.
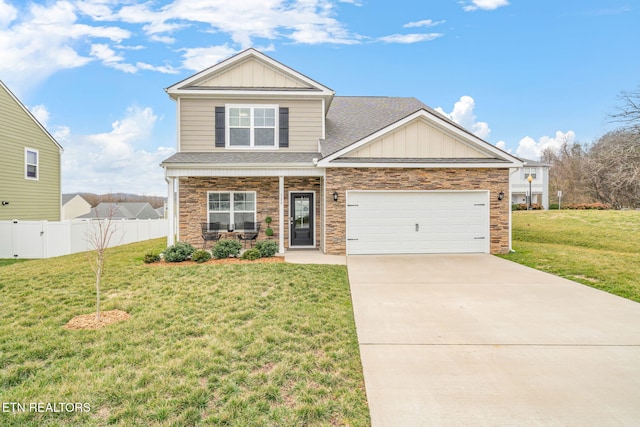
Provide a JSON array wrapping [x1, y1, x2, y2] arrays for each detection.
[[347, 191, 489, 255]]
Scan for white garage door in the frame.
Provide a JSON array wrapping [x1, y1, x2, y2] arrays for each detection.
[[346, 191, 489, 255]]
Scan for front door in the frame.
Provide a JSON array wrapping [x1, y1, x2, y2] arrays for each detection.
[[290, 192, 314, 247]]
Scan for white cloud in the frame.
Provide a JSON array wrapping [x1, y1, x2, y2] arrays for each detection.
[[0, 1, 132, 92], [403, 19, 445, 28], [114, 0, 362, 49], [515, 130, 575, 160], [90, 43, 137, 73], [495, 140, 510, 152], [379, 33, 443, 44], [61, 105, 175, 195], [29, 104, 50, 127], [462, 0, 509, 11], [179, 45, 240, 72], [0, 0, 17, 27], [435, 96, 491, 140]]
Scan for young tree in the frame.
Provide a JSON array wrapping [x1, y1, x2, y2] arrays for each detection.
[[86, 203, 119, 321]]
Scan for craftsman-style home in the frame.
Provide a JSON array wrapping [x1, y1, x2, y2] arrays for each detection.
[[161, 49, 522, 255]]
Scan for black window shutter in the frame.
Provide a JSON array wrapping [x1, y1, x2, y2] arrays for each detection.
[[215, 107, 225, 147], [279, 107, 289, 148]]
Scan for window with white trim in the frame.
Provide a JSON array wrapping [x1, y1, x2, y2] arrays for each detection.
[[227, 105, 277, 148], [208, 191, 256, 231], [25, 148, 38, 180], [524, 167, 537, 180]]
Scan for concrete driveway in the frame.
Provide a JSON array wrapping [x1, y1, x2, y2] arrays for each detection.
[[347, 254, 640, 426]]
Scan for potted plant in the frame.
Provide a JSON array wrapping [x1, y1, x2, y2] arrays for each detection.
[[264, 216, 274, 239]]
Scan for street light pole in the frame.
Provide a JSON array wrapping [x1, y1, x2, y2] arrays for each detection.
[[527, 174, 533, 210]]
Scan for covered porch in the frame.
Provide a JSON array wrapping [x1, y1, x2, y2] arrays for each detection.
[[163, 163, 326, 254]]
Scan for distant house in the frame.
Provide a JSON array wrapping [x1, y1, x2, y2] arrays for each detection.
[[79, 202, 161, 220], [0, 81, 63, 221], [155, 206, 165, 219], [511, 158, 550, 209], [62, 194, 92, 219]]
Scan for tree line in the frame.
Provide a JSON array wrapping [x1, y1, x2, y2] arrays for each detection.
[[67, 192, 167, 209], [541, 87, 640, 209]]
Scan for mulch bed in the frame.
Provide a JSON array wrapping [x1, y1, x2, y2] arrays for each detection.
[[147, 256, 285, 266], [64, 310, 131, 330]]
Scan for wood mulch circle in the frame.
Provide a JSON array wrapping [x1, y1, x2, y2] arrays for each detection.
[[64, 310, 131, 330], [147, 256, 285, 266]]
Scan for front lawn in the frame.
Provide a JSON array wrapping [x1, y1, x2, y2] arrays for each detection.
[[0, 239, 370, 426], [499, 210, 640, 302]]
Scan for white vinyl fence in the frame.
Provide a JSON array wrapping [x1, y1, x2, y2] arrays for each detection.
[[0, 219, 168, 259]]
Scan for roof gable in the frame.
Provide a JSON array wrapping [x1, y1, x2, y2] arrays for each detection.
[[166, 48, 334, 98], [319, 107, 522, 167], [193, 56, 312, 90], [345, 116, 491, 159]]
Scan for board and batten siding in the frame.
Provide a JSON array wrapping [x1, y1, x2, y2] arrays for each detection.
[[195, 58, 310, 89], [346, 118, 488, 159], [0, 84, 61, 221], [179, 98, 323, 152]]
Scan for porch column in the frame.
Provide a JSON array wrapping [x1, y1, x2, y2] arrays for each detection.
[[279, 176, 285, 254], [166, 176, 176, 246]]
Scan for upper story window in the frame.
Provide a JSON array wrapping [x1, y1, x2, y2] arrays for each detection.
[[227, 105, 278, 148], [25, 148, 38, 180], [524, 167, 537, 180]]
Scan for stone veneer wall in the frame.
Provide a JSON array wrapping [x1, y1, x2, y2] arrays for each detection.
[[324, 168, 511, 255], [178, 176, 321, 249]]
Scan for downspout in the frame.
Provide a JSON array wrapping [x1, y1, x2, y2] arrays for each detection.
[[279, 176, 285, 254], [508, 167, 519, 252], [165, 173, 176, 246]]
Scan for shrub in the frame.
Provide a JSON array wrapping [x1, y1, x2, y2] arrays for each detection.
[[240, 248, 261, 260], [164, 242, 196, 263], [212, 239, 242, 259], [265, 227, 274, 237], [192, 249, 212, 263], [143, 252, 160, 264], [255, 240, 278, 258], [564, 203, 611, 210], [512, 203, 542, 211]]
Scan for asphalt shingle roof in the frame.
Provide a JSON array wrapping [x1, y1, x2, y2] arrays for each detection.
[[161, 151, 320, 165]]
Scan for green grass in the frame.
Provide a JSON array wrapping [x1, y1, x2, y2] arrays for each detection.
[[499, 210, 640, 302], [0, 239, 370, 426], [0, 259, 30, 267]]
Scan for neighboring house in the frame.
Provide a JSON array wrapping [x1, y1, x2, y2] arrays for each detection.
[[62, 194, 92, 219], [79, 202, 161, 220], [511, 158, 550, 209], [0, 81, 63, 221], [161, 49, 523, 255]]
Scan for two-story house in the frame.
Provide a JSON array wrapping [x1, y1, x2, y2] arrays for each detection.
[[161, 49, 523, 255], [511, 158, 550, 209], [0, 81, 63, 221]]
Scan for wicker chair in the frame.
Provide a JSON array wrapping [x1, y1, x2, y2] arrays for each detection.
[[201, 222, 221, 249], [237, 221, 260, 248]]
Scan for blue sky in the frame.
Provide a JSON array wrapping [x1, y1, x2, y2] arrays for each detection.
[[1, 0, 638, 196]]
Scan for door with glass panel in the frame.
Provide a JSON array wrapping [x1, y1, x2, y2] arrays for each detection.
[[290, 193, 314, 246]]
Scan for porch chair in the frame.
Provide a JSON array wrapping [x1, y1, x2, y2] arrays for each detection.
[[237, 221, 260, 248], [201, 222, 221, 249]]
